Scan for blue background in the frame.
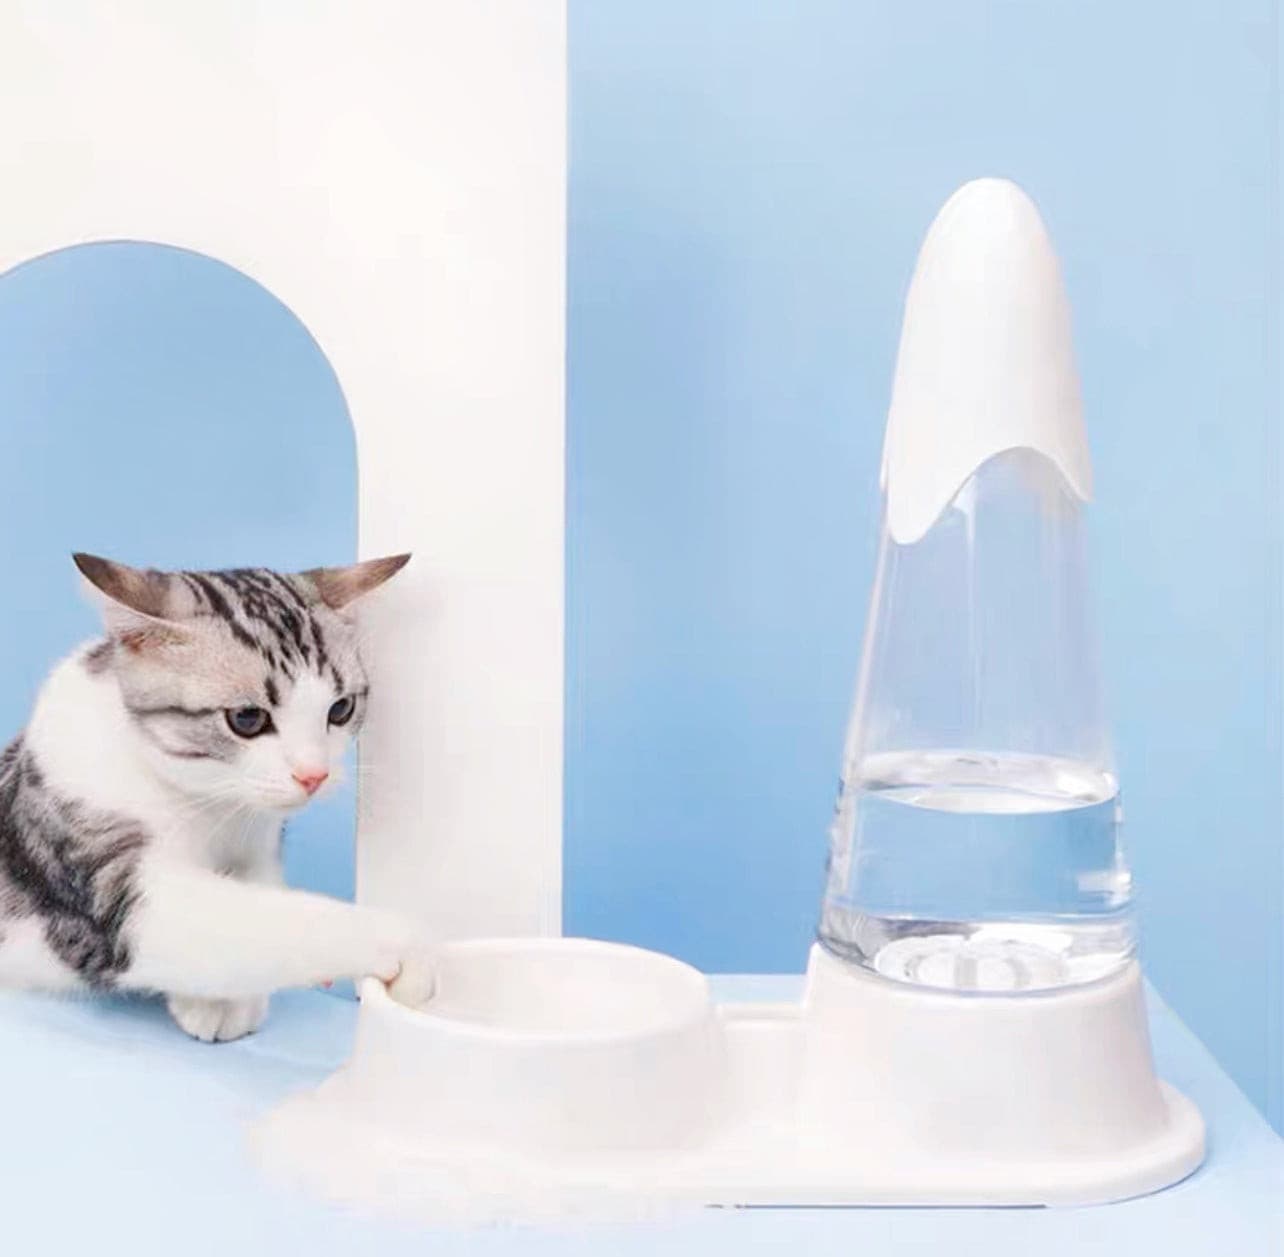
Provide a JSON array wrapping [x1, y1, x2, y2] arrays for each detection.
[[565, 0, 1281, 1132], [0, 0, 1278, 1137]]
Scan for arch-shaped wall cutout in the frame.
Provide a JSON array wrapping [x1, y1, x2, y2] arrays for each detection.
[[0, 241, 359, 902]]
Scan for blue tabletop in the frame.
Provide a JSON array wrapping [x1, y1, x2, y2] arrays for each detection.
[[1, 975, 1279, 1255]]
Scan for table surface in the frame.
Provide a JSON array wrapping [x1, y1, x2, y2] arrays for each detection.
[[2, 974, 1279, 1255]]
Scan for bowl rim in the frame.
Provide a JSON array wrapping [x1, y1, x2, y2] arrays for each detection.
[[359, 935, 716, 1046]]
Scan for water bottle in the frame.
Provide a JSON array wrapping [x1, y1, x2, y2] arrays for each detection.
[[818, 180, 1136, 994]]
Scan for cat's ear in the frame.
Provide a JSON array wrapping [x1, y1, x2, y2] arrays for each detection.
[[72, 553, 189, 652], [300, 554, 411, 612]]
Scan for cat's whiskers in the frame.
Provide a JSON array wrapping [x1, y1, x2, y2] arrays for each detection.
[[167, 792, 254, 831]]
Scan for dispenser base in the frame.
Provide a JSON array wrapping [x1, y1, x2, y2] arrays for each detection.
[[252, 941, 1205, 1219]]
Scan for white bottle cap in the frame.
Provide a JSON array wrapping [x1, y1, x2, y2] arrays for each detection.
[[881, 178, 1092, 544]]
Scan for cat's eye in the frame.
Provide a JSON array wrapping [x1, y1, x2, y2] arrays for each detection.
[[328, 695, 357, 727], [226, 706, 272, 738]]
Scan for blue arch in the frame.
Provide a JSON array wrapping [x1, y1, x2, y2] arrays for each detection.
[[0, 242, 358, 901]]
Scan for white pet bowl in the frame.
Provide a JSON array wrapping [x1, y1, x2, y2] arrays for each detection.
[[340, 937, 727, 1155]]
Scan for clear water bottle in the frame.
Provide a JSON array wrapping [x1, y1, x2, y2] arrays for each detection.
[[818, 180, 1137, 993]]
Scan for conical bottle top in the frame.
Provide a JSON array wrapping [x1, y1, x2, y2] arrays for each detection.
[[881, 178, 1092, 545]]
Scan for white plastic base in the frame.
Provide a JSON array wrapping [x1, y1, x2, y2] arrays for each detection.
[[253, 939, 1204, 1217]]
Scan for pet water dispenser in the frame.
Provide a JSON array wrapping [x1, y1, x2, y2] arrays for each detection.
[[253, 179, 1205, 1219]]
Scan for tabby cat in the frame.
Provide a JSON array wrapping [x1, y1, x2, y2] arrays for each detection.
[[0, 553, 433, 1041]]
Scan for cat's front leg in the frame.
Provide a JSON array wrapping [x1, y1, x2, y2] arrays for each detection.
[[162, 848, 282, 1042], [122, 859, 436, 1019]]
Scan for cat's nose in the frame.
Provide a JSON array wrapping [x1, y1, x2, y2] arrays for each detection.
[[292, 769, 329, 796]]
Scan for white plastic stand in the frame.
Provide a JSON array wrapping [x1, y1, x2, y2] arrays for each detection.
[[254, 938, 1204, 1215]]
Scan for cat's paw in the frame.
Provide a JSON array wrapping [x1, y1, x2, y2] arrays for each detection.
[[363, 910, 437, 1009], [167, 994, 270, 1043], [385, 942, 438, 1011]]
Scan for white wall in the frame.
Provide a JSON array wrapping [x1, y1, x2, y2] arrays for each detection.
[[0, 1, 567, 941]]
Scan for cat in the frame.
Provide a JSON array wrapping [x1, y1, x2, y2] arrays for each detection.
[[0, 552, 435, 1042]]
